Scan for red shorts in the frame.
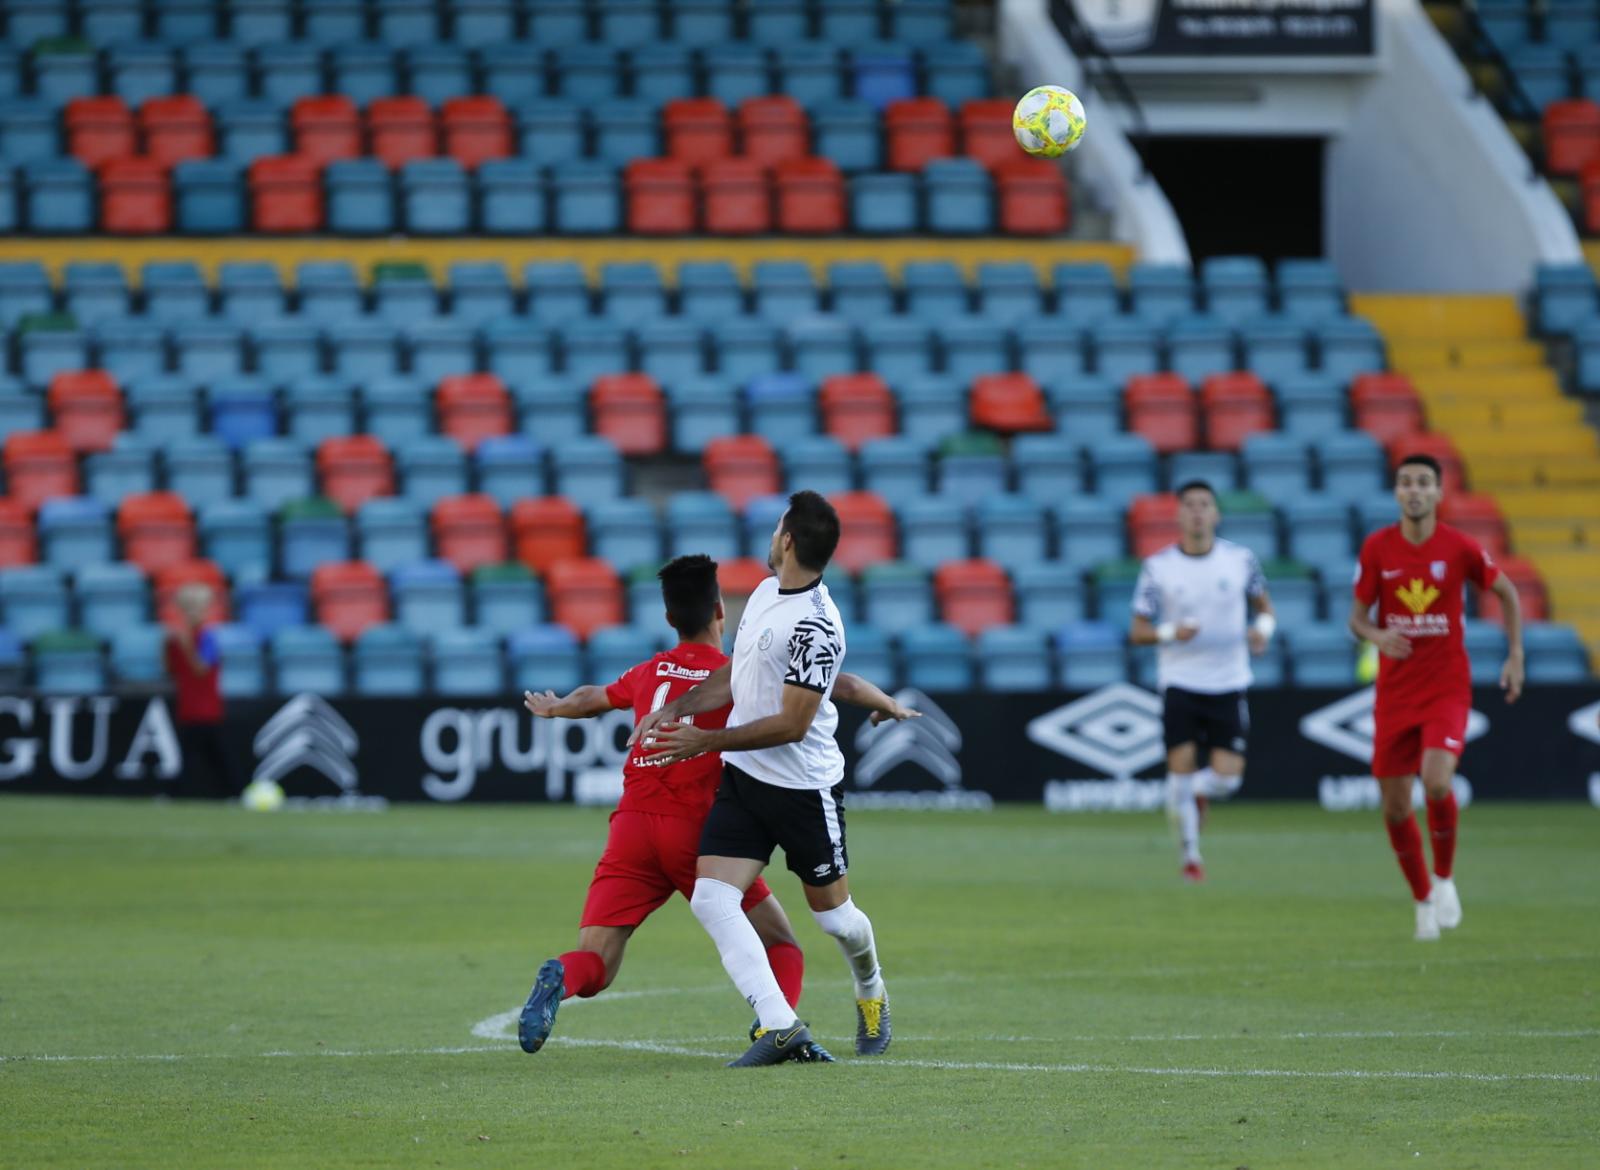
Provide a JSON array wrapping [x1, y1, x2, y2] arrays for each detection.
[[580, 809, 773, 929], [1371, 699, 1470, 779]]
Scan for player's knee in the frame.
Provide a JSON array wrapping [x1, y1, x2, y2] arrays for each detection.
[[811, 897, 870, 943], [690, 877, 741, 925]]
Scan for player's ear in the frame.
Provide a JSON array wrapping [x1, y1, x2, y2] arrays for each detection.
[[715, 598, 726, 621]]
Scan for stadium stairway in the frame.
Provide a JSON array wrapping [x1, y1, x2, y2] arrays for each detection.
[[1351, 292, 1600, 667]]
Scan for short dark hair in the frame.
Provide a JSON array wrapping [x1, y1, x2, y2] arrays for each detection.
[[1174, 479, 1217, 501], [781, 490, 841, 571], [657, 554, 720, 638], [1395, 453, 1442, 485]]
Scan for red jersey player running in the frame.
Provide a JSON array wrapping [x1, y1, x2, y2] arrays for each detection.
[[515, 554, 915, 1055], [1348, 453, 1524, 941]]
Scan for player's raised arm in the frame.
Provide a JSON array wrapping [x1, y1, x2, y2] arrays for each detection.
[[832, 672, 922, 725], [524, 686, 617, 720], [626, 663, 732, 745], [1489, 574, 1525, 703]]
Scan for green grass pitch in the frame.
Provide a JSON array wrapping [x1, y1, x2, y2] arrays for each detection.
[[1, 797, 1596, 1169]]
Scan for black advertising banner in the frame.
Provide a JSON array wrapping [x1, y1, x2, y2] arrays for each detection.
[[1062, 0, 1375, 57], [3, 685, 1598, 809]]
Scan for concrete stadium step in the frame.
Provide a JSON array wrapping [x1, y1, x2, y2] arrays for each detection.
[[1426, 400, 1585, 429], [1469, 454, 1600, 489], [1494, 489, 1600, 520], [1449, 428, 1600, 457], [1388, 341, 1547, 371], [1405, 368, 1565, 398], [1351, 294, 1527, 343]]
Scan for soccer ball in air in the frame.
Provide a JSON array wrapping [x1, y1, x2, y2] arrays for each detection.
[[1013, 85, 1087, 158], [241, 778, 286, 812]]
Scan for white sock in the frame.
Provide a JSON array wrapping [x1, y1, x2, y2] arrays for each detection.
[[1167, 771, 1201, 864], [812, 898, 886, 1000], [690, 878, 797, 1031], [1197, 767, 1243, 800]]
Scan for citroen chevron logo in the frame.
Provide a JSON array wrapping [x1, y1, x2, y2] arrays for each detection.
[[253, 693, 360, 791], [1026, 684, 1165, 779], [854, 689, 961, 789], [1299, 688, 1488, 764]]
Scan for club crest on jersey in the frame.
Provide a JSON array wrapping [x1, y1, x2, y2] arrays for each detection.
[[758, 628, 774, 650], [1396, 578, 1440, 615], [1430, 560, 1447, 581]]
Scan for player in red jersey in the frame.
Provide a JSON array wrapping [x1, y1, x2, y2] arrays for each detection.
[[1348, 453, 1524, 940], [515, 554, 916, 1054]]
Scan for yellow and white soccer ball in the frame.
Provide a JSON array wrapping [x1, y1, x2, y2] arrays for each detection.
[[240, 778, 286, 812], [1012, 85, 1087, 158]]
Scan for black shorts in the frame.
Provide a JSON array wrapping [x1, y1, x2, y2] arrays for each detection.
[[698, 763, 849, 887], [1163, 687, 1249, 757]]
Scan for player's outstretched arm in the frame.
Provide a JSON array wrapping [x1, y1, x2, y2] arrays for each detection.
[[626, 664, 732, 745], [833, 672, 921, 725], [524, 686, 614, 720], [1489, 574, 1525, 703], [643, 683, 822, 764]]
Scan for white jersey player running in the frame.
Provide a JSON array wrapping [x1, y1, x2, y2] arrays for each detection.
[[1130, 480, 1276, 882]]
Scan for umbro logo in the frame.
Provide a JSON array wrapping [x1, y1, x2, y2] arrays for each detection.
[[1027, 684, 1165, 779], [1299, 689, 1487, 763], [1569, 700, 1600, 746]]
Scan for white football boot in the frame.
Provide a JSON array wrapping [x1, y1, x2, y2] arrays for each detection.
[[1414, 894, 1440, 942], [1432, 877, 1462, 930]]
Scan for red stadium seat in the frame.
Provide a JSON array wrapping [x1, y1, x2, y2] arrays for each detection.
[[1125, 373, 1197, 455], [1438, 493, 1510, 556], [958, 99, 1017, 170], [934, 558, 1014, 636], [704, 435, 780, 509], [441, 96, 511, 169], [317, 435, 394, 513], [591, 373, 666, 456], [1476, 555, 1547, 622], [140, 95, 213, 165], [625, 158, 696, 234], [546, 557, 624, 640], [774, 157, 845, 234], [1543, 99, 1600, 176], [1386, 433, 1467, 493], [368, 96, 436, 169], [311, 560, 388, 642], [1200, 372, 1273, 452], [701, 157, 771, 235], [827, 490, 897, 574], [65, 96, 136, 167], [970, 372, 1051, 433], [737, 95, 809, 165], [510, 496, 585, 574], [154, 560, 229, 628], [98, 157, 171, 234], [291, 95, 361, 163], [995, 158, 1070, 236], [437, 373, 512, 452], [1128, 493, 1180, 558], [1583, 161, 1600, 234], [2, 432, 78, 512], [117, 491, 196, 574], [820, 373, 896, 452], [884, 98, 954, 172], [47, 370, 124, 453], [0, 498, 37, 566], [432, 494, 507, 574], [664, 98, 734, 164], [717, 556, 770, 598], [1350, 372, 1426, 445], [249, 155, 323, 231]]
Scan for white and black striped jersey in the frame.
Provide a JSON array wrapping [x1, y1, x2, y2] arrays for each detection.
[[723, 575, 847, 791], [1132, 539, 1267, 694]]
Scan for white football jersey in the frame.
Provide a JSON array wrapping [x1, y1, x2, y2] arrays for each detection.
[[1132, 540, 1267, 694], [724, 575, 848, 791]]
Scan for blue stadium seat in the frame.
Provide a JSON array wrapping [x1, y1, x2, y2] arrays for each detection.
[[237, 581, 307, 641], [156, 0, 219, 39], [939, 448, 1008, 504], [776, 43, 843, 105], [903, 260, 967, 320], [921, 40, 989, 105], [1168, 451, 1238, 493], [1201, 256, 1270, 323], [0, 261, 52, 327], [1275, 373, 1345, 437], [632, 44, 695, 104], [216, 262, 285, 323], [93, 319, 166, 382], [820, 0, 881, 40], [667, 378, 741, 455], [978, 625, 1051, 691], [524, 260, 590, 322], [850, 42, 916, 110], [624, 569, 677, 641], [897, 496, 969, 568], [174, 320, 247, 380], [672, 0, 736, 45], [888, 375, 960, 447], [213, 623, 267, 698], [1316, 430, 1387, 501], [588, 625, 662, 683], [510, 374, 586, 444], [742, 495, 788, 559], [861, 561, 934, 636], [1524, 622, 1592, 682], [830, 261, 895, 318], [893, 0, 956, 42], [781, 434, 853, 495], [406, 44, 471, 105], [1013, 562, 1084, 629], [25, 158, 93, 234], [1013, 433, 1084, 499], [104, 626, 161, 687], [1093, 319, 1161, 383], [1166, 317, 1235, 384], [678, 261, 744, 322], [378, 0, 439, 46], [1089, 432, 1159, 503], [1281, 496, 1354, 583], [1508, 43, 1569, 107], [509, 623, 584, 693], [37, 497, 113, 569], [587, 498, 660, 570], [85, 434, 158, 505], [1532, 263, 1597, 335], [164, 434, 234, 501], [751, 260, 819, 319], [199, 498, 273, 579], [242, 437, 314, 511], [373, 270, 439, 325], [0, 566, 68, 640], [597, 0, 661, 46], [901, 624, 973, 690], [1054, 498, 1123, 568], [859, 436, 930, 504], [1463, 620, 1510, 686], [108, 41, 179, 106], [665, 491, 740, 561], [406, 321, 475, 384], [1317, 318, 1385, 382], [1241, 433, 1312, 497], [924, 157, 993, 235], [1044, 373, 1121, 442], [1219, 500, 1279, 562], [10, 0, 71, 41], [447, 262, 515, 324], [747, 0, 807, 41], [638, 321, 704, 381], [231, 0, 293, 45], [396, 436, 468, 509], [705, 43, 772, 105], [481, 47, 547, 107], [747, 373, 817, 444], [476, 435, 545, 508], [329, 43, 399, 105], [432, 628, 504, 696], [1264, 566, 1319, 628], [976, 494, 1048, 568], [515, 101, 584, 168], [861, 320, 936, 381], [143, 261, 210, 321], [555, 44, 622, 103], [33, 45, 98, 108], [0, 628, 21, 691], [841, 621, 893, 687], [562, 319, 631, 383], [280, 501, 350, 580], [272, 625, 346, 694], [553, 436, 626, 501], [401, 159, 471, 235], [526, 0, 588, 43], [0, 100, 59, 165], [601, 265, 667, 321], [76, 563, 149, 640], [1277, 259, 1344, 321], [1055, 621, 1126, 689], [1129, 263, 1196, 325], [211, 379, 280, 451], [850, 173, 918, 234], [256, 42, 324, 105], [327, 321, 402, 381], [1287, 623, 1355, 687], [216, 99, 287, 163], [356, 497, 428, 573], [391, 559, 465, 633], [18, 321, 88, 386], [354, 624, 427, 696], [1241, 318, 1311, 382], [1017, 320, 1085, 380], [484, 320, 555, 382], [472, 566, 543, 635], [249, 320, 319, 382], [787, 320, 857, 382], [0, 377, 40, 435], [811, 98, 881, 172], [1052, 263, 1121, 324], [940, 318, 1009, 383], [326, 159, 395, 235], [714, 320, 783, 383]]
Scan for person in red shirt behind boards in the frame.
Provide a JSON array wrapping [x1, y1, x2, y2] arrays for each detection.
[[513, 554, 917, 1059], [1348, 453, 1524, 941], [164, 583, 238, 799]]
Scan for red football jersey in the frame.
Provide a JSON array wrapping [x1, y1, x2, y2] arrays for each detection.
[[604, 640, 731, 819], [1354, 522, 1501, 709]]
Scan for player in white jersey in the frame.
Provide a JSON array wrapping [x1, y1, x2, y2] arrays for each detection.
[[1130, 480, 1276, 882], [633, 491, 901, 1067]]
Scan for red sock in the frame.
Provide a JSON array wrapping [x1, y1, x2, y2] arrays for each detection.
[[766, 942, 804, 1010], [1426, 792, 1458, 879], [557, 950, 607, 1000], [1385, 816, 1433, 902]]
